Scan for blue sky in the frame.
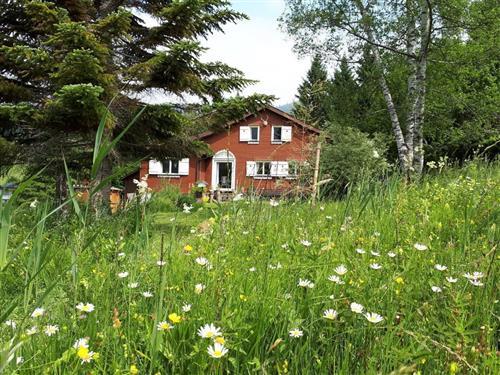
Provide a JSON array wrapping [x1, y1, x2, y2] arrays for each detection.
[[201, 0, 311, 105]]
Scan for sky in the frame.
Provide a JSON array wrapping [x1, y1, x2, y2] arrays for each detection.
[[201, 0, 311, 105], [144, 0, 311, 106]]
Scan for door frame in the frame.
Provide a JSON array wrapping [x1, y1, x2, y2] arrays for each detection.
[[211, 150, 236, 191]]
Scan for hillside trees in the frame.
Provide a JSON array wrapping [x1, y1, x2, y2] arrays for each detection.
[[0, 0, 271, 204]]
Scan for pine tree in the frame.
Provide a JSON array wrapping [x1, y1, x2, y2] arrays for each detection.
[[328, 57, 359, 129], [0, 1, 271, 203], [292, 54, 329, 127]]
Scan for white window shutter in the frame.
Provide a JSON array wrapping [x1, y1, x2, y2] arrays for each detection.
[[179, 158, 189, 175], [277, 161, 289, 176], [282, 126, 293, 142], [149, 160, 163, 174], [270, 161, 279, 176], [240, 126, 251, 141], [246, 161, 256, 176]]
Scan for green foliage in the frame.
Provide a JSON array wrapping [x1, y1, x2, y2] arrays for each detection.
[[0, 162, 498, 373], [321, 126, 389, 196]]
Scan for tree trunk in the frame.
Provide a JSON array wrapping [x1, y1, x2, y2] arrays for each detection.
[[413, 0, 431, 174]]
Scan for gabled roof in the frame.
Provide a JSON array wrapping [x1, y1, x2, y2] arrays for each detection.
[[196, 105, 320, 139]]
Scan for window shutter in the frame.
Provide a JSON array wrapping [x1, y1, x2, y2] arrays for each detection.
[[246, 161, 256, 176], [148, 160, 163, 174], [282, 126, 293, 142], [277, 161, 289, 176], [240, 126, 251, 141], [270, 161, 279, 176], [178, 158, 189, 175]]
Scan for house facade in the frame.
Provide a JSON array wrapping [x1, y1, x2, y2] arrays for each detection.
[[124, 106, 320, 196]]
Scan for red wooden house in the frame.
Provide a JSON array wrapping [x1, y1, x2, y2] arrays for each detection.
[[123, 105, 320, 197]]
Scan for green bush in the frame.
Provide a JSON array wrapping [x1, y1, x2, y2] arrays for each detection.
[[147, 185, 181, 213], [321, 125, 389, 197]]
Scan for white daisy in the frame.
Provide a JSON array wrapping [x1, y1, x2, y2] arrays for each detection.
[[198, 323, 222, 339], [31, 307, 45, 318], [157, 260, 166, 266], [327, 275, 345, 284], [76, 302, 95, 313], [269, 199, 279, 207], [249, 267, 256, 272], [356, 248, 366, 254], [207, 342, 229, 358], [463, 272, 484, 280], [118, 271, 129, 278], [128, 282, 139, 288], [387, 252, 396, 258], [297, 278, 315, 288], [350, 302, 364, 314], [300, 240, 312, 247], [142, 291, 153, 298], [434, 264, 447, 271], [364, 312, 384, 324], [157, 321, 173, 331], [26, 326, 38, 335], [370, 263, 382, 270], [182, 303, 192, 312], [5, 320, 16, 328], [325, 215, 332, 220], [414, 243, 428, 251], [334, 264, 348, 276], [431, 286, 442, 293], [195, 283, 206, 294], [446, 277, 458, 283], [371, 251, 380, 257], [289, 328, 303, 338], [44, 324, 59, 336], [183, 203, 193, 213], [195, 257, 210, 266], [469, 279, 484, 287], [73, 338, 89, 349], [117, 252, 126, 258], [323, 309, 338, 320]]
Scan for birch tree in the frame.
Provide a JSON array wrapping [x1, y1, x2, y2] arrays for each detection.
[[282, 0, 433, 176]]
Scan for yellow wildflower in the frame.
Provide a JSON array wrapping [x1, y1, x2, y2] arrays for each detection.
[[130, 364, 139, 374], [183, 244, 193, 252], [214, 336, 225, 345], [168, 313, 182, 324], [239, 294, 248, 302], [395, 276, 404, 284]]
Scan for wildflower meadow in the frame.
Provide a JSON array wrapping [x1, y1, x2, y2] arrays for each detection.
[[1, 162, 498, 374]]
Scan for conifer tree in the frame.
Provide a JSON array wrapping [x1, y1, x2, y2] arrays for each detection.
[[0, 0, 270, 202]]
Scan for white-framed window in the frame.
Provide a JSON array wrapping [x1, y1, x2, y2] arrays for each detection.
[[149, 158, 189, 176], [256, 161, 271, 176], [162, 159, 179, 174], [249, 126, 259, 143], [272, 126, 292, 143]]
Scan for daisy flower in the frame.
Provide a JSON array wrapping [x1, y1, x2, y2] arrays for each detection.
[[195, 283, 205, 294], [446, 277, 458, 283], [182, 303, 192, 312], [323, 309, 338, 320], [463, 272, 484, 280], [76, 302, 95, 313], [5, 320, 16, 328], [350, 302, 364, 314], [334, 264, 348, 275], [207, 342, 229, 358], [157, 321, 173, 331], [44, 324, 59, 336], [325, 215, 332, 220], [297, 278, 314, 288], [198, 323, 222, 339], [117, 252, 126, 258], [195, 257, 209, 266], [128, 282, 139, 288], [118, 271, 129, 278], [356, 248, 366, 254], [249, 267, 256, 272], [371, 251, 380, 257], [370, 263, 382, 270], [387, 252, 396, 258], [431, 286, 442, 293], [365, 312, 384, 324], [31, 307, 45, 318], [73, 338, 89, 349], [289, 328, 303, 338], [183, 203, 193, 213], [77, 346, 95, 364], [157, 260, 166, 266], [434, 264, 447, 271], [26, 326, 38, 335], [300, 240, 312, 247], [469, 279, 483, 287], [414, 243, 428, 251], [142, 291, 153, 298], [269, 199, 279, 207], [327, 275, 345, 284]]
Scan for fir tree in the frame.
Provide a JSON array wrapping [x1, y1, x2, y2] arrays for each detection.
[[0, 0, 271, 203], [292, 54, 329, 127]]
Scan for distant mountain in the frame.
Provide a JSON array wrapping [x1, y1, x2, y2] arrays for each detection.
[[277, 102, 294, 114]]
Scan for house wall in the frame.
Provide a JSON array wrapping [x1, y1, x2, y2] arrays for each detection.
[[125, 108, 317, 195]]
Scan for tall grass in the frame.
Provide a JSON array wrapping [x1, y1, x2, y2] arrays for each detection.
[[1, 160, 498, 374]]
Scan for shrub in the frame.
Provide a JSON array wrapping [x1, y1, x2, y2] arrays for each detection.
[[148, 185, 181, 213], [320, 125, 388, 197]]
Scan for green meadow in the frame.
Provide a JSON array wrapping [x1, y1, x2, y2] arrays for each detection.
[[1, 162, 498, 374]]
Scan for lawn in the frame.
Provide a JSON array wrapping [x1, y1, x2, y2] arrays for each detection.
[[1, 162, 498, 374]]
